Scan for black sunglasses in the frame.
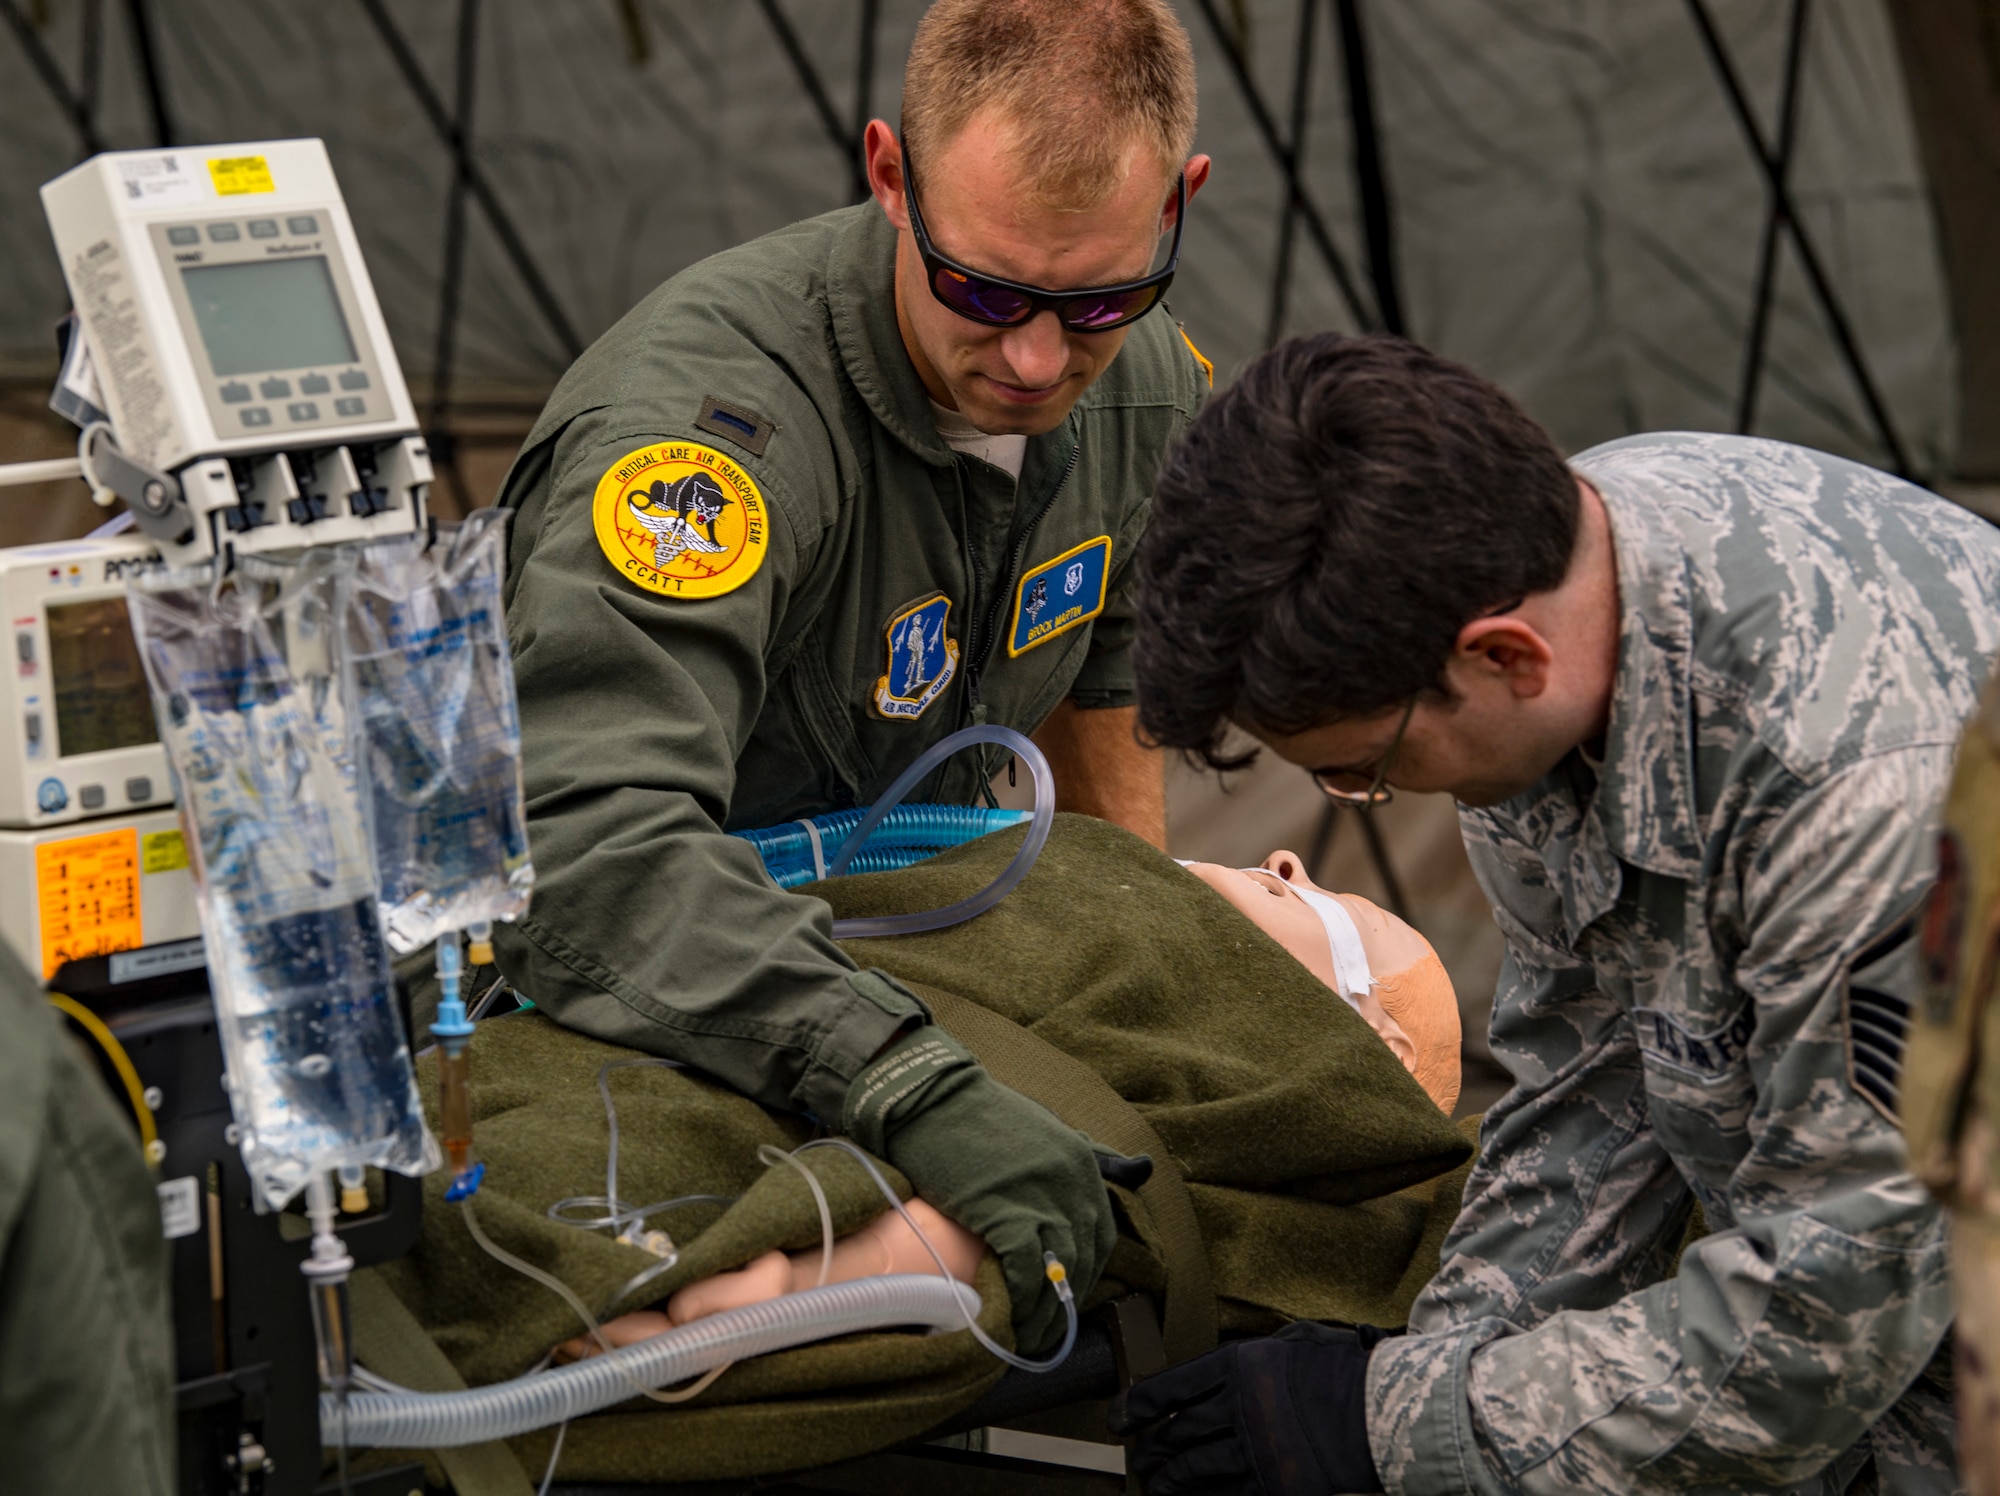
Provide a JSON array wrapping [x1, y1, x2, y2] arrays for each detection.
[[902, 151, 1185, 332]]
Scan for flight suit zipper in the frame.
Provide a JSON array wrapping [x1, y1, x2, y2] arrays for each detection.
[[966, 435, 1085, 708]]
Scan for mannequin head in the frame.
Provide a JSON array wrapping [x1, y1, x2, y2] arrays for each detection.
[[1184, 852, 1462, 1114]]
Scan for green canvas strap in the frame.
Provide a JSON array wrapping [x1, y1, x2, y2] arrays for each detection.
[[346, 1270, 536, 1496], [910, 982, 1219, 1364]]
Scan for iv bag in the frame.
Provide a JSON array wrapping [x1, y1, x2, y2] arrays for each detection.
[[338, 510, 532, 954], [127, 555, 431, 1208]]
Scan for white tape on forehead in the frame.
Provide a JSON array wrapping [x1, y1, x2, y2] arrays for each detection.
[[1235, 869, 1373, 1007]]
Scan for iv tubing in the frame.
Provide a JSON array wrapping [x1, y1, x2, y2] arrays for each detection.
[[325, 1274, 983, 1447], [826, 725, 1054, 939], [795, 1137, 1078, 1374]]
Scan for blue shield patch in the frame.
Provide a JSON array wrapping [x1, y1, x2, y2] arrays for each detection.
[[1008, 535, 1111, 657], [873, 594, 959, 720]]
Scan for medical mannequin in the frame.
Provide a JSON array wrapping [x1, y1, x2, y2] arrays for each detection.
[[555, 854, 1461, 1360]]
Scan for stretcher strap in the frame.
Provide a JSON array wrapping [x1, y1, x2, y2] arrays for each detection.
[[910, 982, 1219, 1365], [346, 1272, 536, 1496]]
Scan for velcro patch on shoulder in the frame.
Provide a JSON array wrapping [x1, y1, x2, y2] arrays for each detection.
[[694, 395, 778, 457]]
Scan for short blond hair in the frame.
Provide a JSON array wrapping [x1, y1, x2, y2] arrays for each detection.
[[901, 0, 1197, 210]]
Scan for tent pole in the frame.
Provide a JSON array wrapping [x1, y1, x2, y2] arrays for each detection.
[[1191, 0, 1377, 331], [0, 0, 105, 153], [1685, 0, 1912, 477], [355, 0, 582, 362], [1334, 0, 1404, 335], [1734, 0, 1809, 437], [427, 0, 481, 518], [1264, 0, 1318, 350], [755, 0, 859, 181], [850, 0, 880, 202], [120, 0, 173, 146]]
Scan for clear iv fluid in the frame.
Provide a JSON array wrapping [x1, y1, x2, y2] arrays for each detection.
[[218, 900, 422, 1192], [129, 557, 431, 1207], [345, 513, 532, 953]]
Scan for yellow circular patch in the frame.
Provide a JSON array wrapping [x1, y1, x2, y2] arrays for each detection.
[[591, 441, 769, 600]]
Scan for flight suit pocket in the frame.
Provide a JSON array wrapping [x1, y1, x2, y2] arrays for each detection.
[[1632, 1002, 1757, 1173]]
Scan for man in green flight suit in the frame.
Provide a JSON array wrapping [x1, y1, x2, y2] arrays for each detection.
[[1115, 332, 2000, 1494], [493, 0, 1212, 1353]]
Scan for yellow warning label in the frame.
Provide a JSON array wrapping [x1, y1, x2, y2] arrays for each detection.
[[208, 154, 275, 195], [36, 827, 143, 980], [142, 829, 188, 874]]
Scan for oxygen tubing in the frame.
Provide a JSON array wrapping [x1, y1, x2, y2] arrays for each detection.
[[324, 1274, 982, 1447], [826, 725, 1054, 939]]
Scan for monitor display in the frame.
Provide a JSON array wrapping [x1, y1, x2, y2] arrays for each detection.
[[47, 597, 159, 757], [181, 255, 359, 377]]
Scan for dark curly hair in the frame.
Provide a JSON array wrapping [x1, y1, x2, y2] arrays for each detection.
[[1133, 333, 1579, 769]]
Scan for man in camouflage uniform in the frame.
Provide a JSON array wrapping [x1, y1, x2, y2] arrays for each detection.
[[1113, 332, 2000, 1494]]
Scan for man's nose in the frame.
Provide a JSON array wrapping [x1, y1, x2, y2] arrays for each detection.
[[996, 311, 1071, 389]]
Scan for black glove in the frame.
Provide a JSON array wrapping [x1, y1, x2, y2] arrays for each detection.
[[842, 1025, 1119, 1355], [1109, 1322, 1390, 1496]]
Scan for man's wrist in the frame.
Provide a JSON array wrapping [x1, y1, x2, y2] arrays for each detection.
[[839, 1026, 976, 1152]]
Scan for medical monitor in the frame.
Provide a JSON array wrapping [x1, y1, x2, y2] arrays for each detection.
[[0, 536, 173, 829]]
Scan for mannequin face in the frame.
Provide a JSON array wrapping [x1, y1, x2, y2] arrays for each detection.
[[1184, 851, 1420, 1073]]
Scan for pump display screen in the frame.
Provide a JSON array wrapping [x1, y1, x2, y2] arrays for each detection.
[[47, 597, 159, 757], [181, 255, 359, 376]]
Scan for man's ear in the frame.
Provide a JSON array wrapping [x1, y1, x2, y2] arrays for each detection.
[[1451, 616, 1555, 699], [864, 119, 908, 229]]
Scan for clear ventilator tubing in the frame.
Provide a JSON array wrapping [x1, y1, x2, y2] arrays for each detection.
[[327, 1274, 982, 1448], [827, 726, 1054, 939]]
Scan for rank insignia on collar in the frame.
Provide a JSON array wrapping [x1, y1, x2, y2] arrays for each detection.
[[592, 440, 769, 600], [1008, 535, 1111, 657], [874, 593, 958, 720]]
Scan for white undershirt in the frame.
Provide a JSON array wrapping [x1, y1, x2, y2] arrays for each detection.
[[929, 399, 1028, 482]]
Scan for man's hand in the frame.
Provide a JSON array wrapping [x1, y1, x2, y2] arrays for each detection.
[[842, 1026, 1117, 1353], [1109, 1322, 1388, 1495], [1032, 699, 1166, 849]]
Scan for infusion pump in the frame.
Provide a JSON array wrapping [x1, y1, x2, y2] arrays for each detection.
[[41, 139, 431, 564]]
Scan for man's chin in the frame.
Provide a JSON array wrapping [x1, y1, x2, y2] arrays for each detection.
[[953, 379, 1082, 436]]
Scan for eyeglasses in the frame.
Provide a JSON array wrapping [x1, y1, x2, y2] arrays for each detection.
[[901, 151, 1184, 332], [1309, 597, 1526, 808], [1312, 698, 1416, 810]]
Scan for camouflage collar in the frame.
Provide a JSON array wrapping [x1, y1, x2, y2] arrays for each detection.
[[827, 205, 960, 469], [1588, 461, 1704, 882]]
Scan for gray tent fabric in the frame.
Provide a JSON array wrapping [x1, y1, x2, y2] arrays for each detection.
[[0, 0, 1957, 475]]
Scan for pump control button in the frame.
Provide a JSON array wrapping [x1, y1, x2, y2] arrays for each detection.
[[166, 226, 200, 245], [206, 222, 241, 242], [15, 631, 33, 668], [287, 401, 320, 422], [335, 396, 366, 418], [125, 776, 153, 802], [24, 712, 41, 749], [78, 784, 106, 811], [240, 407, 272, 428], [220, 382, 251, 403], [247, 218, 280, 238], [287, 214, 319, 234], [259, 377, 291, 399], [338, 370, 370, 391], [299, 374, 330, 395], [36, 778, 66, 814]]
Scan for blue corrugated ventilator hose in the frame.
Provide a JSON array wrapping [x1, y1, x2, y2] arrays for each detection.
[[731, 724, 1056, 941]]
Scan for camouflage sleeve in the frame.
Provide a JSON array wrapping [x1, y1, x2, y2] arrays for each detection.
[[1367, 752, 1953, 1495]]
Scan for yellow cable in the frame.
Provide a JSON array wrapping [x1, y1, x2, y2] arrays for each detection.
[[47, 992, 162, 1166]]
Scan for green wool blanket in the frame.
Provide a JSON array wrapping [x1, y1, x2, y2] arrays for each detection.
[[356, 815, 1474, 1490]]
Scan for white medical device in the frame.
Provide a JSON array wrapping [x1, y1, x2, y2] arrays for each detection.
[[40, 139, 431, 564], [1, 533, 172, 828]]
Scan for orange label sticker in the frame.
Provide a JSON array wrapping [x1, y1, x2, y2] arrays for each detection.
[[36, 826, 143, 979]]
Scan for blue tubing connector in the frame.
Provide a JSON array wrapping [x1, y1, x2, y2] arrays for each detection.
[[733, 805, 1032, 888]]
